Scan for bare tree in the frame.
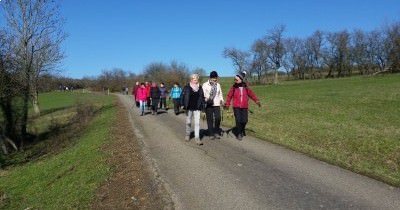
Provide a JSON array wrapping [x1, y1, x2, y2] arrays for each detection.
[[250, 39, 270, 83], [284, 37, 307, 79], [0, 30, 19, 153], [143, 62, 169, 83], [305, 30, 325, 78], [325, 31, 351, 77], [223, 47, 250, 74], [2, 0, 66, 147], [367, 29, 387, 73], [264, 25, 286, 84], [351, 29, 371, 75], [384, 21, 400, 73]]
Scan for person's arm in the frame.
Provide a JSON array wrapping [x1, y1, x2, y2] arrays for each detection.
[[246, 87, 261, 107], [218, 83, 224, 104], [225, 87, 233, 109]]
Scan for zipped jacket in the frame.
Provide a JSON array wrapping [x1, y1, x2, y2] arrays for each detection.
[[180, 84, 204, 111], [225, 83, 259, 109]]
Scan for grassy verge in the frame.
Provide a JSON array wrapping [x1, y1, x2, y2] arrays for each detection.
[[221, 74, 400, 186], [0, 92, 116, 209]]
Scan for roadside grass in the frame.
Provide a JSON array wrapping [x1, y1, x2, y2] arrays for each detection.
[[0, 91, 116, 209], [221, 74, 400, 186]]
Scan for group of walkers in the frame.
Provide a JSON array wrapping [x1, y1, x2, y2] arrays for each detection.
[[132, 81, 174, 116], [131, 70, 261, 145]]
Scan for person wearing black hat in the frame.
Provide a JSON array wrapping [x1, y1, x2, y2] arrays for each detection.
[[224, 71, 261, 140], [203, 70, 224, 139]]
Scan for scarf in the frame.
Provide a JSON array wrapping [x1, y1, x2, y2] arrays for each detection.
[[190, 81, 199, 92], [209, 80, 217, 101]]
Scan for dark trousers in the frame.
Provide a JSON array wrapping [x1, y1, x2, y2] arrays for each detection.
[[134, 96, 140, 107], [206, 106, 221, 136], [233, 108, 248, 136], [152, 98, 160, 113], [173, 99, 180, 114], [146, 97, 151, 109], [159, 97, 167, 109]]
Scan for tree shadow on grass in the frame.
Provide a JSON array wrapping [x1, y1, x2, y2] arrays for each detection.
[[2, 103, 115, 168]]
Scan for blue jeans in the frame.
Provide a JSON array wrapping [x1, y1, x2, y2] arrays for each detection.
[[139, 100, 146, 114]]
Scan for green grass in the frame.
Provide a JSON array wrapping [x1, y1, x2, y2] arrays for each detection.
[[0, 92, 116, 209], [221, 74, 400, 186]]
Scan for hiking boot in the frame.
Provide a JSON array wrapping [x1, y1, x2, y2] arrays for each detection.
[[195, 138, 203, 145], [185, 135, 190, 141], [237, 134, 243, 141]]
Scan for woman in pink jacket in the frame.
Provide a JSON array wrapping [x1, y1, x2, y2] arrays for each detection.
[[136, 82, 148, 116], [225, 72, 261, 140]]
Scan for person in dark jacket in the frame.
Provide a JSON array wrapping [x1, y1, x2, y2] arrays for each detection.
[[159, 82, 168, 110], [225, 71, 261, 140], [180, 74, 205, 145], [150, 82, 161, 115]]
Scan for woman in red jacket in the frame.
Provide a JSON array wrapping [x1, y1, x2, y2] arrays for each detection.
[[136, 83, 148, 116], [225, 72, 261, 140]]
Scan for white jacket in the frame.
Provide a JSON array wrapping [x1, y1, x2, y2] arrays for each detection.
[[202, 80, 224, 106]]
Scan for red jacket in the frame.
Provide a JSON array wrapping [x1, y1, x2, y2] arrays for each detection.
[[225, 84, 259, 109], [136, 87, 148, 101], [145, 84, 151, 97]]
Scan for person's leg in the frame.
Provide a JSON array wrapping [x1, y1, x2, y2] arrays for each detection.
[[162, 97, 167, 109], [185, 110, 192, 139], [233, 108, 241, 136], [152, 99, 159, 114], [214, 107, 221, 138], [147, 97, 151, 110], [205, 107, 214, 137], [242, 108, 249, 136], [193, 110, 202, 145], [164, 98, 168, 110], [139, 101, 145, 115], [173, 99, 177, 114]]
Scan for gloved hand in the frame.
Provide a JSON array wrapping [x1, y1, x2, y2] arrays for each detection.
[[256, 101, 261, 108]]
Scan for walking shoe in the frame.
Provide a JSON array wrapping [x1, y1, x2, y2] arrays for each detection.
[[185, 135, 190, 141], [195, 138, 203, 145]]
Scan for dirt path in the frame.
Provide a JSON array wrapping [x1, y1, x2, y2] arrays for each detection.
[[96, 94, 400, 209], [91, 99, 173, 209]]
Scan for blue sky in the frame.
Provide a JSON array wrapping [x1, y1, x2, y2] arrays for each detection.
[[3, 0, 400, 78]]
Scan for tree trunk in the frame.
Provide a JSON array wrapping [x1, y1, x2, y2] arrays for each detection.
[[274, 69, 278, 84], [32, 91, 40, 117]]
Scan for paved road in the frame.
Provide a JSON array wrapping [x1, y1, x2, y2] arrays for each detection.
[[118, 95, 400, 210]]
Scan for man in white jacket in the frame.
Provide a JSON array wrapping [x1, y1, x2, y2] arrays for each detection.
[[203, 71, 224, 140]]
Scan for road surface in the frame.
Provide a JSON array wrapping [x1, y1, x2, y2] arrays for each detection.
[[118, 94, 400, 210]]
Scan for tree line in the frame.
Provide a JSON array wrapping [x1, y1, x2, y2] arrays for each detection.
[[223, 22, 400, 84]]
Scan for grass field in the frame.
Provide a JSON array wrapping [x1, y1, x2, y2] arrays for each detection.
[[0, 92, 116, 209], [220, 74, 400, 186], [0, 74, 399, 209]]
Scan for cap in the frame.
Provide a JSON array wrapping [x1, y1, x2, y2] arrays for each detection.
[[210, 71, 218, 78], [236, 71, 246, 80]]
